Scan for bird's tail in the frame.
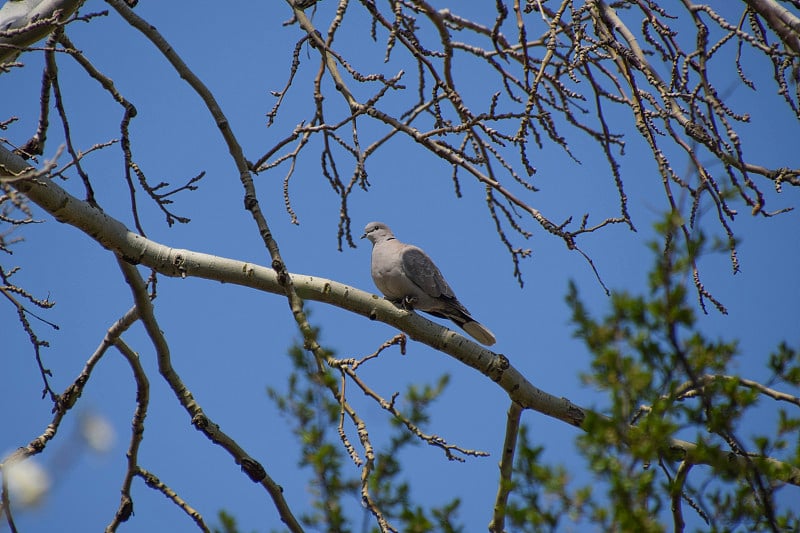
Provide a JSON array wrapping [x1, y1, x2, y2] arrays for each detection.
[[461, 319, 496, 346], [434, 306, 496, 346]]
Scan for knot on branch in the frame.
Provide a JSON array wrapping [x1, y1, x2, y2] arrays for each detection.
[[240, 457, 267, 483], [117, 496, 134, 522], [172, 252, 187, 277], [191, 412, 209, 430], [487, 354, 510, 382], [292, 0, 319, 10], [271, 259, 290, 285], [684, 121, 712, 145], [564, 401, 586, 428], [243, 194, 258, 211]]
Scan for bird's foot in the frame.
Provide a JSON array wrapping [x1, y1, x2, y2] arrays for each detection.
[[391, 296, 417, 310], [403, 295, 419, 310]]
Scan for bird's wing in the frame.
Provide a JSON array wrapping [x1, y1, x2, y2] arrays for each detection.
[[400, 246, 455, 299]]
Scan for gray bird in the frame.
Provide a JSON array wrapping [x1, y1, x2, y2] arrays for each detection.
[[362, 222, 496, 346]]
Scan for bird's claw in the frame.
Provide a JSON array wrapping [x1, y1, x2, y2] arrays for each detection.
[[403, 295, 419, 310], [391, 296, 417, 310]]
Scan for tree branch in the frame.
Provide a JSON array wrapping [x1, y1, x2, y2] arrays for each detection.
[[743, 0, 800, 54], [5, 144, 798, 488], [114, 257, 304, 533], [489, 401, 523, 533]]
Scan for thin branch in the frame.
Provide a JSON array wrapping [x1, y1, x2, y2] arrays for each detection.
[[330, 336, 488, 462], [135, 468, 210, 533], [488, 401, 523, 533], [0, 305, 140, 487], [105, 337, 150, 532], [114, 258, 305, 532], [670, 461, 691, 533], [0, 467, 18, 533]]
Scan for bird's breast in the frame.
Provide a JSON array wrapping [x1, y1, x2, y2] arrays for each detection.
[[371, 259, 408, 299]]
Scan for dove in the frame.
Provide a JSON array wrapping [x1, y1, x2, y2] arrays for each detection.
[[362, 222, 496, 346]]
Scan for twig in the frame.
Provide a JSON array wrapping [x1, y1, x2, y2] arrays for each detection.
[[0, 468, 19, 533], [0, 305, 140, 494], [105, 337, 150, 532], [135, 468, 210, 533]]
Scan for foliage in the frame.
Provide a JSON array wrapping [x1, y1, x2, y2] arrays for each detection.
[[213, 214, 800, 532], [213, 510, 254, 533], [266, 323, 463, 532], [558, 214, 800, 532]]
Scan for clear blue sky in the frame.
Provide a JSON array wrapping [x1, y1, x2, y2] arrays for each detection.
[[2, 2, 798, 531]]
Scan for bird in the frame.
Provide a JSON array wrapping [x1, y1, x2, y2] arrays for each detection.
[[361, 221, 496, 346]]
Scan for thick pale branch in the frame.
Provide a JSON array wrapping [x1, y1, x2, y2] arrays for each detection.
[[5, 145, 799, 487]]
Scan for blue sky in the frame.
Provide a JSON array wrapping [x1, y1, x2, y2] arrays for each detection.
[[2, 1, 799, 531]]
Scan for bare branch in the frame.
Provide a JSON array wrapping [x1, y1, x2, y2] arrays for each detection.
[[489, 401, 523, 533], [134, 468, 210, 533], [6, 144, 798, 488], [114, 257, 305, 532]]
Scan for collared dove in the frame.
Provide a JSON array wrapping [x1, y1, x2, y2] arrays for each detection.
[[361, 222, 496, 346]]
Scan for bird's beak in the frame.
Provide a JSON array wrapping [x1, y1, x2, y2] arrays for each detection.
[[360, 233, 367, 239]]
